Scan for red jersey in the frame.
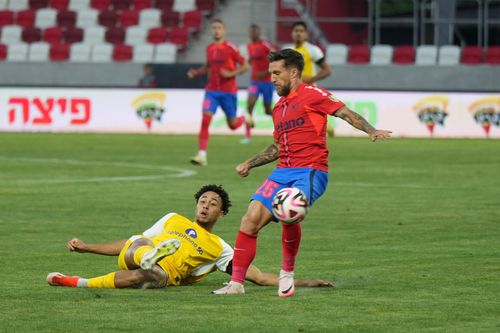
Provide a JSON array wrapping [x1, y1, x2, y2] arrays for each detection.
[[272, 83, 345, 172], [205, 41, 245, 93], [247, 39, 275, 82]]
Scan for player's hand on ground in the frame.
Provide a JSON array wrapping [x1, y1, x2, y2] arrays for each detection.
[[306, 279, 335, 288], [220, 69, 234, 78], [236, 163, 251, 177], [370, 130, 392, 142], [67, 238, 88, 253]]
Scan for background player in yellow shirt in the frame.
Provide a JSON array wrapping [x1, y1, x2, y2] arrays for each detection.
[[47, 184, 332, 289]]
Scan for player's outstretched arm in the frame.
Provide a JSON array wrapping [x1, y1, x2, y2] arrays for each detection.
[[236, 140, 279, 177], [245, 264, 334, 288], [334, 107, 392, 142], [187, 64, 208, 79], [67, 238, 126, 256]]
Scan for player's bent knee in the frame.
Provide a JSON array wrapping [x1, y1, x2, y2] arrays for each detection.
[[124, 237, 154, 268], [138, 266, 168, 289]]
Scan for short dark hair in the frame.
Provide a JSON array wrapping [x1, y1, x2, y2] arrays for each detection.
[[194, 184, 232, 215], [268, 49, 304, 73], [292, 21, 307, 30], [250, 24, 260, 30]]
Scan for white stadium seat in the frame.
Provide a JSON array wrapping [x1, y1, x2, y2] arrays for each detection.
[[153, 42, 176, 63], [326, 44, 347, 65], [125, 26, 147, 45], [83, 26, 105, 45], [7, 42, 28, 61], [438, 45, 460, 65], [132, 43, 154, 63], [70, 43, 92, 62], [0, 0, 8, 9], [35, 8, 57, 29], [138, 8, 161, 29], [7, 0, 28, 11], [370, 44, 393, 65], [28, 42, 50, 61], [90, 43, 112, 62], [415, 45, 438, 65], [77, 9, 98, 28], [0, 25, 21, 44], [69, 0, 91, 11], [173, 0, 196, 13]]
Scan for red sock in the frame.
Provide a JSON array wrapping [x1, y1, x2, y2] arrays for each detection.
[[282, 223, 302, 272], [245, 123, 251, 139], [199, 113, 212, 151], [231, 230, 258, 284], [228, 115, 245, 130]]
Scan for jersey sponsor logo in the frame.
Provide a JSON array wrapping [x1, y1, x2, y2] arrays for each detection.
[[275, 117, 305, 135], [185, 228, 198, 238], [167, 230, 203, 255]]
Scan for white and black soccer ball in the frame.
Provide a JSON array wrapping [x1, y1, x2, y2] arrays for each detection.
[[272, 187, 309, 224]]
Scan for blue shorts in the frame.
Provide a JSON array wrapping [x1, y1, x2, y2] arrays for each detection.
[[251, 168, 329, 220], [202, 91, 238, 119], [248, 81, 275, 104]]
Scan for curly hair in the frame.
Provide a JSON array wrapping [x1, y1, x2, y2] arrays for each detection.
[[194, 184, 232, 215]]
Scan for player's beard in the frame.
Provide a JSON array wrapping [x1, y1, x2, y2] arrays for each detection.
[[276, 82, 291, 96]]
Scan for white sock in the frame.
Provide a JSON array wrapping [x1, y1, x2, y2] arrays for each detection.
[[77, 278, 88, 288], [198, 151, 207, 158]]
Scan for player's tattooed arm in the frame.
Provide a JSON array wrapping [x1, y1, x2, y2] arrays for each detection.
[[334, 106, 392, 142], [236, 140, 279, 177]]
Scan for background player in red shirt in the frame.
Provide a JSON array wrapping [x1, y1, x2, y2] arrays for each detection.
[[242, 24, 277, 144], [213, 49, 392, 296], [187, 19, 250, 166]]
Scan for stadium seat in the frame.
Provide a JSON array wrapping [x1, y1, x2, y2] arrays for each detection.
[[1, 25, 22, 43], [155, 0, 173, 11], [42, 26, 62, 43], [132, 42, 153, 62], [111, 0, 131, 12], [138, 8, 161, 29], [21, 26, 42, 43], [105, 26, 125, 43], [133, 0, 151, 10], [182, 9, 202, 34], [125, 25, 146, 44], [49, 42, 69, 60], [0, 10, 14, 27], [119, 9, 139, 28], [76, 9, 98, 27], [63, 26, 83, 43], [112, 43, 132, 61], [90, 0, 110, 11], [161, 10, 179, 27], [29, 0, 49, 10], [8, 0, 29, 11], [0, 0, 7, 9], [153, 42, 175, 63], [69, 0, 91, 11], [147, 26, 169, 44], [56, 10, 77, 28], [348, 45, 370, 64], [49, 0, 69, 10], [35, 8, 57, 29], [169, 26, 188, 50], [485, 46, 500, 64], [0, 43, 7, 60], [28, 41, 49, 61], [438, 45, 460, 65], [69, 42, 91, 61], [173, 0, 195, 13], [196, 0, 216, 16], [16, 9, 36, 27], [415, 45, 437, 65], [393, 45, 415, 64], [83, 26, 105, 44], [98, 10, 117, 28], [326, 43, 347, 64], [7, 42, 28, 61], [461, 46, 483, 64], [370, 44, 393, 65], [90, 42, 112, 61]]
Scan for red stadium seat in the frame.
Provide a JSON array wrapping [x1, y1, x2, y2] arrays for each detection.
[[0, 10, 15, 27], [112, 43, 132, 61], [393, 45, 415, 64], [21, 27, 42, 43], [133, 0, 152, 10], [155, 0, 174, 11], [29, 0, 50, 10], [348, 45, 370, 64], [182, 9, 202, 33], [105, 26, 125, 44], [119, 9, 139, 27], [196, 0, 216, 16], [42, 26, 62, 44], [63, 27, 83, 43], [98, 10, 118, 28], [169, 26, 188, 50], [91, 0, 111, 11], [0, 44, 7, 60], [111, 0, 131, 12], [161, 10, 179, 27], [49, 43, 69, 61], [147, 27, 170, 44], [16, 10, 36, 28], [485, 46, 500, 65], [49, 0, 69, 10], [461, 46, 483, 64], [56, 10, 76, 28]]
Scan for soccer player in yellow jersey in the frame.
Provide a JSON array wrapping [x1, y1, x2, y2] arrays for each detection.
[[47, 184, 332, 289]]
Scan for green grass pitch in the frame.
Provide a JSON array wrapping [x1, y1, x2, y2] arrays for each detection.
[[0, 133, 499, 332]]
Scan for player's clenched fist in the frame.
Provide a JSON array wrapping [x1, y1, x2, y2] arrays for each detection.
[[236, 163, 251, 177], [67, 238, 88, 252]]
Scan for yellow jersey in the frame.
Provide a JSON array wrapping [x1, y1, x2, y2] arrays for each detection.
[[282, 42, 325, 80]]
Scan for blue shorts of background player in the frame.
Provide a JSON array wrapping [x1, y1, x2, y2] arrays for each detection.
[[248, 81, 275, 105], [251, 168, 329, 221], [203, 91, 238, 118]]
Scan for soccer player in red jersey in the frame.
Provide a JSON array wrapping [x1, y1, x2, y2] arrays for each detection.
[[187, 19, 250, 166], [242, 24, 277, 144], [213, 49, 392, 296]]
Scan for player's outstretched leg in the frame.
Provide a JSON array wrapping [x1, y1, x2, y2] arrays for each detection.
[[211, 281, 245, 294], [140, 238, 181, 270], [47, 272, 81, 287]]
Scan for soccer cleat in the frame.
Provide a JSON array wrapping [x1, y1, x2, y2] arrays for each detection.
[[326, 125, 335, 138], [245, 115, 255, 128], [190, 155, 207, 166], [278, 269, 295, 297], [211, 281, 245, 295], [140, 238, 181, 270], [47, 272, 80, 287], [240, 138, 251, 145]]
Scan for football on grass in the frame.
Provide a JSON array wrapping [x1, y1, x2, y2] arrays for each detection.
[[272, 187, 309, 224]]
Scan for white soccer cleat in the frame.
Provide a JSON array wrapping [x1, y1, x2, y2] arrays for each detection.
[[140, 238, 181, 270], [245, 115, 255, 128], [278, 269, 295, 297], [212, 281, 245, 295], [190, 155, 207, 166]]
